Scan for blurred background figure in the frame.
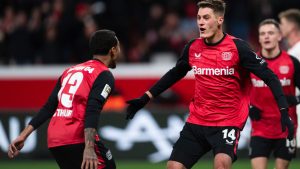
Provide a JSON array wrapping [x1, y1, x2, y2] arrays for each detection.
[[279, 9, 300, 59], [0, 0, 299, 65], [1, 0, 300, 168]]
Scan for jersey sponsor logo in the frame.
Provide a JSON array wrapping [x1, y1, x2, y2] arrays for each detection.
[[194, 53, 201, 59], [279, 66, 289, 74], [101, 84, 111, 99], [221, 52, 232, 61], [192, 66, 234, 75], [251, 77, 291, 87], [53, 109, 73, 117], [67, 66, 95, 74]]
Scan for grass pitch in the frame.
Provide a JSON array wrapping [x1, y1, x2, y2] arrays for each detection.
[[1, 159, 300, 169]]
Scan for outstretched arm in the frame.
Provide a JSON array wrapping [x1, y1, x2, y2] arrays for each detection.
[[126, 40, 194, 119], [8, 77, 61, 158], [235, 39, 294, 140], [8, 125, 34, 158]]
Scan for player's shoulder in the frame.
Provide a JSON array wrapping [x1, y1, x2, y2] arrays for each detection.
[[286, 51, 300, 66], [188, 38, 200, 45], [182, 38, 200, 52], [228, 35, 247, 45]]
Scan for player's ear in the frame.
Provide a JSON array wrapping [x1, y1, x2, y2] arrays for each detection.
[[110, 46, 117, 58], [278, 31, 283, 42], [218, 16, 224, 25]]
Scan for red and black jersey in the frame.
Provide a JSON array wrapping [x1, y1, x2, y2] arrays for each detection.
[[149, 33, 288, 129], [29, 59, 115, 148], [250, 50, 299, 138], [186, 35, 252, 128]]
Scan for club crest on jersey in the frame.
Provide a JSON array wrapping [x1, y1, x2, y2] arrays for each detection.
[[279, 66, 289, 74], [194, 53, 201, 59], [221, 52, 232, 61]]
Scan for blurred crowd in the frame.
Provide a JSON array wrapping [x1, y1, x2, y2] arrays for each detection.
[[0, 0, 299, 65]]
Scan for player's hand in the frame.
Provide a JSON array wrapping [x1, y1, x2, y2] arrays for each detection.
[[126, 93, 150, 120], [249, 105, 261, 121], [280, 108, 294, 141], [81, 147, 99, 169], [8, 135, 26, 159], [285, 95, 300, 106]]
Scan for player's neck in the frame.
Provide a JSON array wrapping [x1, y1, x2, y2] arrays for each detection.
[[93, 55, 111, 67], [261, 47, 280, 59], [205, 30, 224, 44], [287, 31, 300, 47]]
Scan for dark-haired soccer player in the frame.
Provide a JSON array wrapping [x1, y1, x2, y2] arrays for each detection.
[[249, 19, 299, 169], [126, 1, 294, 169], [8, 29, 120, 169]]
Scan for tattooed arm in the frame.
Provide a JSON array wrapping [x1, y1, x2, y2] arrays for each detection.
[[81, 128, 98, 169], [81, 72, 115, 169]]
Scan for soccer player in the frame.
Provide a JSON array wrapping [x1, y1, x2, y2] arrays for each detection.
[[249, 19, 299, 169], [7, 29, 120, 169], [126, 1, 294, 169], [279, 9, 300, 58]]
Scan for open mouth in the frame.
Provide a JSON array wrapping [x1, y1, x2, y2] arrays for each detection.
[[200, 28, 206, 32]]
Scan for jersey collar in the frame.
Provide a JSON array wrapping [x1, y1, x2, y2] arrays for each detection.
[[259, 50, 282, 60], [204, 32, 226, 46]]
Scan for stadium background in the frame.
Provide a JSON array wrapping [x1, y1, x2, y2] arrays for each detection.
[[0, 0, 300, 168]]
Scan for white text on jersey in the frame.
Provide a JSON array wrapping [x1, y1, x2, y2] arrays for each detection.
[[53, 109, 73, 117], [251, 77, 291, 87], [67, 66, 95, 74], [192, 66, 235, 75]]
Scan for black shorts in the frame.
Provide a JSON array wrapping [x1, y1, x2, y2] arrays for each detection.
[[169, 122, 240, 169], [249, 136, 296, 161], [49, 141, 116, 169]]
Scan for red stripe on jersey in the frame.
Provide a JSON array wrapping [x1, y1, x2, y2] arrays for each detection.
[[234, 129, 240, 155]]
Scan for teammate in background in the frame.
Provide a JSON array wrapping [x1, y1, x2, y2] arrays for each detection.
[[126, 1, 294, 169], [249, 19, 299, 169], [279, 9, 300, 58], [7, 29, 120, 169], [279, 9, 300, 150]]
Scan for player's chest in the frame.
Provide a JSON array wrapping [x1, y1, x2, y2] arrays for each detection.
[[266, 59, 294, 78], [189, 48, 239, 69]]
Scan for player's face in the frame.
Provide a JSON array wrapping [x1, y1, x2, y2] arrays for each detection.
[[259, 24, 282, 51], [109, 42, 121, 69], [280, 17, 293, 38], [197, 7, 223, 39]]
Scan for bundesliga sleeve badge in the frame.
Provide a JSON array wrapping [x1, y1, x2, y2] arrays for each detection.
[[101, 84, 111, 99]]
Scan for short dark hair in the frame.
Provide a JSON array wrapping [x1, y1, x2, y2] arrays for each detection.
[[197, 0, 226, 16], [279, 9, 300, 29], [89, 29, 118, 55], [259, 19, 280, 30]]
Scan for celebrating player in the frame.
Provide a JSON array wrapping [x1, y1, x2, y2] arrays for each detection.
[[8, 29, 120, 169], [126, 1, 294, 169]]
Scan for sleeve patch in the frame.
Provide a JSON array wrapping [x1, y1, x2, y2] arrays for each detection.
[[101, 84, 111, 99]]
